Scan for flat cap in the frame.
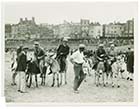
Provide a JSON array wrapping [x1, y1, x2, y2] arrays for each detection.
[[79, 44, 85, 48]]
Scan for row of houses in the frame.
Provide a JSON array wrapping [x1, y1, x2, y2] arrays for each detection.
[[5, 17, 134, 40]]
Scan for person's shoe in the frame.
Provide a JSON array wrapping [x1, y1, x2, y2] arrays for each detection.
[[17, 90, 21, 92], [48, 71, 53, 75], [117, 85, 120, 88], [11, 83, 17, 86], [127, 77, 130, 80], [112, 84, 114, 88], [20, 91, 28, 93], [74, 90, 79, 94], [130, 78, 133, 81]]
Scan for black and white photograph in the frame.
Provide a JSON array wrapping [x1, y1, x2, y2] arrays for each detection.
[[2, 1, 138, 105]]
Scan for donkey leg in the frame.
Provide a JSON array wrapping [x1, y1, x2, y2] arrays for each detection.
[[96, 73, 99, 87], [35, 74, 38, 88], [102, 73, 106, 87], [43, 66, 47, 86], [64, 71, 67, 85], [60, 73, 62, 85], [51, 73, 55, 87], [41, 77, 43, 85], [57, 73, 60, 87]]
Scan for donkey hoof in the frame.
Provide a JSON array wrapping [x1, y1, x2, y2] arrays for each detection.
[[65, 82, 67, 85], [103, 84, 106, 87], [117, 85, 120, 88], [96, 84, 99, 87], [51, 84, 54, 87]]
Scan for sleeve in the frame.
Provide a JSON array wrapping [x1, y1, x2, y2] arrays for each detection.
[[41, 48, 45, 56], [57, 45, 62, 56], [21, 54, 27, 71]]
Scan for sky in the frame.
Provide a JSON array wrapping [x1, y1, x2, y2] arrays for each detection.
[[4, 2, 137, 25]]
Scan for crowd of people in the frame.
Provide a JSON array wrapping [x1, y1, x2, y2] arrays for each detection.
[[9, 37, 134, 94]]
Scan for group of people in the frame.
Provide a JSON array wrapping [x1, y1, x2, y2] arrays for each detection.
[[10, 37, 134, 94]]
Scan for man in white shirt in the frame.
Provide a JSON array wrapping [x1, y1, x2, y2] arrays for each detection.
[[70, 44, 86, 93]]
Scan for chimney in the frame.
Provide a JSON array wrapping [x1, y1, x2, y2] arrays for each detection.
[[20, 18, 23, 23], [32, 17, 35, 22], [25, 17, 28, 21]]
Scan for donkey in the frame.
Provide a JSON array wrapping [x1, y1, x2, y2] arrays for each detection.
[[45, 54, 61, 87]]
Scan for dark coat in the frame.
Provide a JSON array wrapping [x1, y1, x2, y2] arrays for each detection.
[[126, 51, 134, 73], [16, 51, 27, 72], [96, 48, 106, 60], [56, 44, 70, 58]]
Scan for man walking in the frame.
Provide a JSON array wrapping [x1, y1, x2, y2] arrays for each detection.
[[70, 44, 86, 93], [16, 47, 28, 93], [11, 44, 23, 86]]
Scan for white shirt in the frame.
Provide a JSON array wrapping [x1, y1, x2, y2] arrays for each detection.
[[70, 50, 84, 64]]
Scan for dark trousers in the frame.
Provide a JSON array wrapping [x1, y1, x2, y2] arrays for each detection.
[[58, 56, 66, 72], [73, 64, 85, 91]]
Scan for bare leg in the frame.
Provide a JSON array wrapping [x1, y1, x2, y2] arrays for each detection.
[[41, 77, 43, 85], [11, 72, 17, 85], [29, 73, 32, 88], [35, 74, 38, 87], [60, 73, 62, 85]]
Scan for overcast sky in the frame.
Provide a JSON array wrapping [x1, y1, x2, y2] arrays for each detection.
[[4, 2, 137, 24]]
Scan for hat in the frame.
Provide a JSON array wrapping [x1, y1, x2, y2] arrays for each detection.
[[20, 43, 23, 47], [63, 38, 68, 42], [111, 44, 115, 47], [99, 44, 104, 47], [23, 46, 28, 50], [79, 44, 85, 48], [34, 41, 39, 45]]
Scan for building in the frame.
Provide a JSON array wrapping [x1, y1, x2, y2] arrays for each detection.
[[5, 24, 12, 39], [80, 19, 90, 37], [11, 17, 39, 39], [39, 24, 54, 38], [123, 19, 134, 37], [89, 22, 103, 38], [103, 22, 125, 37]]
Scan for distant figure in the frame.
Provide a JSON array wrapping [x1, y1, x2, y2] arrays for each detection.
[[126, 48, 134, 81], [70, 44, 86, 94], [16, 47, 28, 93]]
